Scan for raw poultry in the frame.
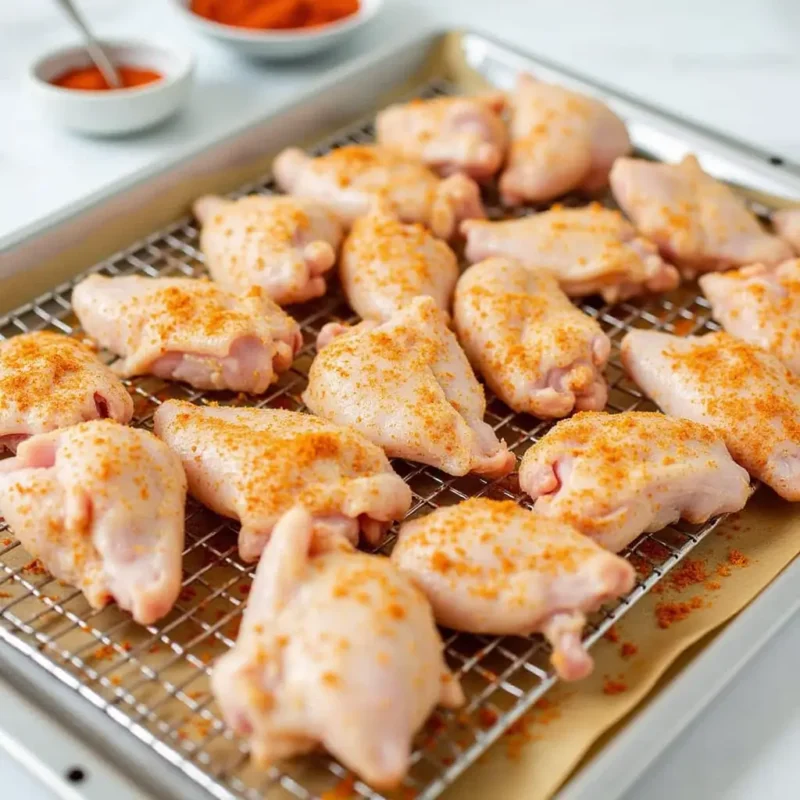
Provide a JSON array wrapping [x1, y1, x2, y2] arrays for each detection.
[[519, 411, 751, 552], [453, 257, 610, 418], [700, 259, 800, 374], [153, 400, 411, 561], [213, 507, 462, 789], [273, 144, 485, 239], [462, 204, 679, 303], [376, 93, 507, 179], [193, 194, 343, 305], [772, 208, 800, 252], [622, 330, 800, 500], [391, 498, 635, 681], [340, 205, 459, 321], [0, 331, 133, 452], [303, 296, 515, 477], [500, 73, 631, 204], [0, 420, 186, 625], [611, 155, 792, 276], [72, 275, 301, 394]]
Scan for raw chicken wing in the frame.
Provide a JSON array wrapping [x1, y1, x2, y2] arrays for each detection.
[[453, 258, 610, 418], [0, 331, 133, 452], [500, 73, 631, 205], [622, 330, 800, 500], [376, 93, 507, 179], [610, 155, 792, 276], [212, 507, 462, 788], [340, 206, 459, 321], [273, 144, 485, 239], [519, 411, 751, 552], [73, 275, 301, 393], [193, 194, 343, 305], [0, 420, 186, 624], [772, 208, 800, 253], [303, 296, 515, 477], [153, 400, 411, 561], [462, 204, 679, 302], [391, 498, 635, 681], [700, 259, 800, 374]]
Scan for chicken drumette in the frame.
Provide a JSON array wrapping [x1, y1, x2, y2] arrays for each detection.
[[213, 507, 462, 789], [391, 498, 635, 681], [303, 296, 515, 477], [462, 204, 679, 303], [193, 194, 343, 306], [73, 275, 301, 394], [0, 420, 186, 625], [153, 400, 411, 561], [622, 330, 800, 500], [273, 144, 485, 239], [772, 208, 800, 253], [520, 411, 751, 552], [453, 258, 610, 418], [0, 331, 133, 452]]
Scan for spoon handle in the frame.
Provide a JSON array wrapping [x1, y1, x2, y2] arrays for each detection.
[[53, 0, 122, 88]]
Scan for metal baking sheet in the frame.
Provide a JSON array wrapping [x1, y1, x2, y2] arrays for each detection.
[[1, 29, 800, 800]]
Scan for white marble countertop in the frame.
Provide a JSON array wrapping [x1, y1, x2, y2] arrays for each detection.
[[2, 0, 800, 798]]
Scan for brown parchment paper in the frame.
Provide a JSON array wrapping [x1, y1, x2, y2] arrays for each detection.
[[446, 488, 800, 800]]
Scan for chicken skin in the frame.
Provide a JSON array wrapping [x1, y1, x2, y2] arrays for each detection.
[[193, 194, 343, 306], [273, 144, 485, 239], [303, 296, 515, 477], [700, 259, 800, 374], [462, 204, 680, 303], [0, 420, 186, 625], [772, 208, 800, 253], [213, 507, 463, 789], [340, 206, 459, 321], [72, 275, 301, 394], [153, 401, 411, 562], [0, 331, 133, 452], [519, 411, 751, 552], [391, 499, 635, 681], [610, 155, 792, 276], [622, 330, 800, 501], [499, 73, 631, 205], [453, 258, 610, 418], [375, 93, 507, 180]]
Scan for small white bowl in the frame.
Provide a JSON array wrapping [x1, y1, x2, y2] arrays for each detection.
[[31, 41, 194, 136], [171, 0, 382, 60]]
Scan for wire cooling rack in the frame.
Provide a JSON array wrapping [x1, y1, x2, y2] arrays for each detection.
[[0, 80, 732, 800]]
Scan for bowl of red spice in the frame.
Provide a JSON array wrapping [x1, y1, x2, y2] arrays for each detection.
[[31, 41, 194, 136], [172, 0, 382, 60]]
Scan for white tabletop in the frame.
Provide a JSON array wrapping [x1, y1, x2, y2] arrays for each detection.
[[2, 0, 800, 797]]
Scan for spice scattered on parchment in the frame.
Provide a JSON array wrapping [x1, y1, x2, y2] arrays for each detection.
[[502, 696, 563, 760], [1, 538, 12, 547], [620, 642, 638, 659], [602, 676, 628, 695], [478, 707, 499, 729], [603, 625, 620, 643], [705, 580, 722, 591], [654, 596, 704, 629], [24, 559, 46, 575], [672, 318, 696, 336], [0, 591, 11, 599], [667, 558, 708, 592], [728, 548, 750, 568], [93, 644, 116, 661], [637, 540, 671, 562]]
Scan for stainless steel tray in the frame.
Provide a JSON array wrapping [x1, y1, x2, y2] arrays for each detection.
[[1, 29, 800, 800]]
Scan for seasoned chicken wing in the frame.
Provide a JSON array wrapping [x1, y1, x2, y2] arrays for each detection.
[[500, 73, 631, 205], [376, 93, 507, 180], [213, 507, 462, 789], [153, 400, 411, 561], [0, 420, 186, 624], [391, 499, 635, 681], [303, 296, 515, 477], [610, 155, 792, 276], [72, 275, 301, 394], [0, 331, 133, 452], [340, 206, 459, 321], [519, 411, 751, 552], [193, 194, 343, 306], [621, 330, 800, 500], [273, 144, 485, 239], [700, 259, 800, 374], [462, 204, 680, 303], [453, 258, 610, 418], [772, 208, 800, 253]]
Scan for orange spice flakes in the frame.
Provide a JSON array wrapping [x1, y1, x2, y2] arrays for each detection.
[[602, 677, 628, 695], [654, 596, 704, 629], [477, 707, 499, 729], [93, 644, 116, 661], [716, 564, 732, 578], [705, 580, 722, 591], [666, 558, 708, 592], [23, 559, 46, 575], [1, 538, 12, 547], [603, 625, 620, 643], [620, 642, 638, 659], [728, 548, 750, 568], [672, 317, 696, 336], [0, 591, 11, 599], [321, 774, 356, 800]]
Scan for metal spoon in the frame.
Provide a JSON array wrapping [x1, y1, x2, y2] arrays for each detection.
[[53, 0, 122, 89]]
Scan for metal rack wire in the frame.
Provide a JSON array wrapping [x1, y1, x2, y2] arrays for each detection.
[[0, 80, 730, 800]]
